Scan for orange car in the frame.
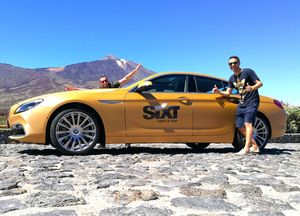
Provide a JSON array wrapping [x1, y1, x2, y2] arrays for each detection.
[[7, 72, 286, 154]]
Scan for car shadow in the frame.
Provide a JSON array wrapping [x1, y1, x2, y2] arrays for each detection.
[[18, 145, 296, 156], [261, 147, 296, 155]]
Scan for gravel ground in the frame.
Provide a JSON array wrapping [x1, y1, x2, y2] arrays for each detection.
[[0, 142, 299, 216]]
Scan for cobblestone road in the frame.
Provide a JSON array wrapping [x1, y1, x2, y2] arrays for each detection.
[[0, 143, 299, 216]]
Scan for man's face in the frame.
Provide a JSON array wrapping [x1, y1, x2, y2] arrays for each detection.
[[228, 58, 240, 72], [99, 77, 109, 88]]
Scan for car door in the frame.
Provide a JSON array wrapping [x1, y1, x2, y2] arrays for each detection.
[[125, 74, 193, 136], [192, 75, 238, 136]]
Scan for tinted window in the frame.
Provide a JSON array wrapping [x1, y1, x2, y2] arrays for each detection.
[[195, 76, 223, 93], [144, 75, 188, 92]]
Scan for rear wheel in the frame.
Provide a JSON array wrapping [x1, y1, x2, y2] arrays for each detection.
[[232, 114, 270, 151], [186, 143, 210, 150], [50, 109, 100, 155]]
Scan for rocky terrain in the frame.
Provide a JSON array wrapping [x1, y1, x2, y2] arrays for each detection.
[[0, 142, 299, 215]]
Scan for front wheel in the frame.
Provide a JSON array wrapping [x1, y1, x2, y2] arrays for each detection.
[[232, 115, 270, 151], [50, 109, 100, 155]]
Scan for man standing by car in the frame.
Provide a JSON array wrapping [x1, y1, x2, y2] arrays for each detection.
[[65, 64, 142, 90], [213, 56, 263, 154]]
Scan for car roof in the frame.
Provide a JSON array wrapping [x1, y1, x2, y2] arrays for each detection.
[[146, 72, 229, 82]]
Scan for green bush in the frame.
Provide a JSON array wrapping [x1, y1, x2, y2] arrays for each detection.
[[0, 115, 7, 126], [285, 106, 300, 133]]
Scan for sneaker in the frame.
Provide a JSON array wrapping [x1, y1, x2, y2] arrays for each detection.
[[250, 147, 260, 153], [235, 148, 249, 155]]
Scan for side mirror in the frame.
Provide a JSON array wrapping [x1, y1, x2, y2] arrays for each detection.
[[135, 81, 153, 92]]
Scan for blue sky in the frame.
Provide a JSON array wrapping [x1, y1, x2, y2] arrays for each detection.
[[1, 0, 299, 105]]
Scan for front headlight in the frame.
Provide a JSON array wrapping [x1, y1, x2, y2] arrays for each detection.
[[15, 99, 44, 114]]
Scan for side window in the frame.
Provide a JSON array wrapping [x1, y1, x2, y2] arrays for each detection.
[[195, 76, 223, 93], [144, 75, 187, 92]]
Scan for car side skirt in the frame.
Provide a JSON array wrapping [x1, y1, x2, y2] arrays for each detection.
[[106, 135, 233, 144]]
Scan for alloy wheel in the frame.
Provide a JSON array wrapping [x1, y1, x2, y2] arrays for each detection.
[[50, 109, 99, 154]]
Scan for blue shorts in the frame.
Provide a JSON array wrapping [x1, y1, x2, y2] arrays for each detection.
[[236, 105, 258, 128]]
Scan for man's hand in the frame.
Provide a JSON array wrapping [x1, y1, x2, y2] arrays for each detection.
[[65, 85, 79, 91], [245, 83, 252, 92], [212, 85, 220, 94]]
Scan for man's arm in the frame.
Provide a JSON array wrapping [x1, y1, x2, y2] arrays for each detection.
[[212, 85, 232, 97], [245, 80, 263, 92], [118, 64, 142, 86], [65, 85, 85, 91]]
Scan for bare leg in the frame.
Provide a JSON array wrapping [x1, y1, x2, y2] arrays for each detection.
[[236, 124, 259, 154], [236, 127, 249, 154], [238, 126, 259, 149], [244, 123, 253, 152]]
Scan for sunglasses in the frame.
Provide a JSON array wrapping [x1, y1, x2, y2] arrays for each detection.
[[228, 61, 239, 66], [100, 80, 108, 83]]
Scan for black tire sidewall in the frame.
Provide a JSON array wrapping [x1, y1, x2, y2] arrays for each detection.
[[186, 143, 210, 150], [50, 108, 100, 155], [232, 115, 270, 151]]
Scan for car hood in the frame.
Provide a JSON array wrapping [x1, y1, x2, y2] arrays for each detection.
[[14, 88, 127, 105]]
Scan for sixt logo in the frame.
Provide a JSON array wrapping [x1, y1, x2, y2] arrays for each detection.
[[143, 106, 180, 120]]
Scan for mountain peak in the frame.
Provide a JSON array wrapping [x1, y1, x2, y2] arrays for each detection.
[[103, 55, 120, 60], [102, 55, 128, 69]]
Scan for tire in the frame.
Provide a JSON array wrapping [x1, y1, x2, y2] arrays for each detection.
[[186, 143, 210, 150], [232, 114, 270, 151], [50, 109, 100, 155]]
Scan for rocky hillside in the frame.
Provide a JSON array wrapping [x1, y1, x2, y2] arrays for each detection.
[[0, 56, 155, 114]]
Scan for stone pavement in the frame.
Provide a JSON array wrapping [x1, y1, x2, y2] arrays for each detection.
[[0, 143, 299, 216]]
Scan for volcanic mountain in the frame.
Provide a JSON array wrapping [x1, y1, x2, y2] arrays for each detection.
[[0, 55, 155, 114]]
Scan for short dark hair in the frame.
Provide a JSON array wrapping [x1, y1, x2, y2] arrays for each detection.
[[99, 75, 107, 79], [228, 55, 240, 62]]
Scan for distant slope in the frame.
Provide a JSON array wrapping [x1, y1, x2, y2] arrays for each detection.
[[0, 56, 155, 114]]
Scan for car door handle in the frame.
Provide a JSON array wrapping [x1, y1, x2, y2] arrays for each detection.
[[178, 97, 192, 105]]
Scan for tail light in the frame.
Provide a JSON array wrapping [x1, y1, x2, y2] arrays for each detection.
[[273, 99, 284, 109]]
